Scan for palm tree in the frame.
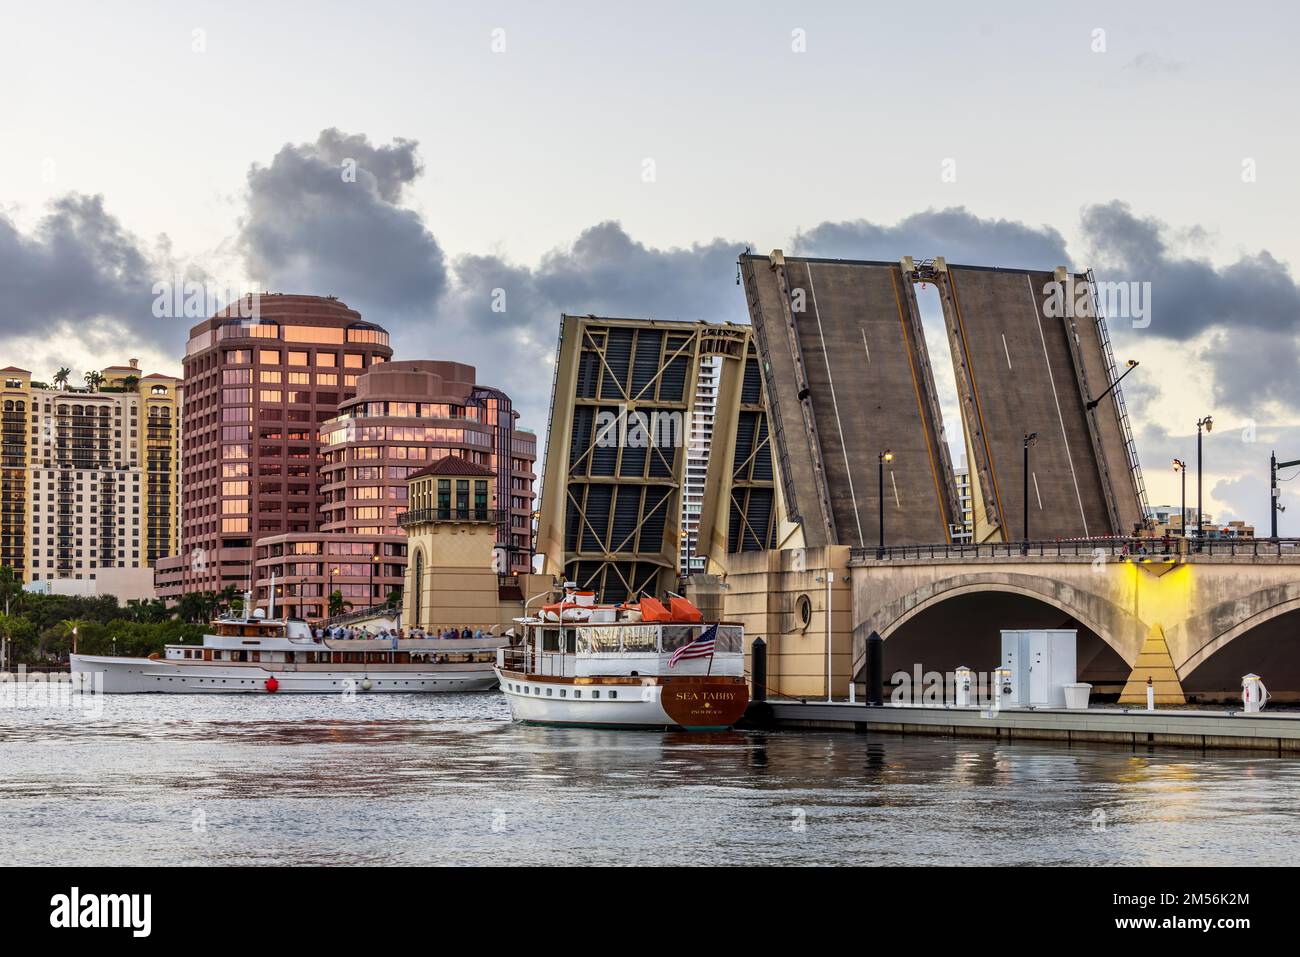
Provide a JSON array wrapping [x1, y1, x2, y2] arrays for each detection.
[[216, 585, 240, 614], [58, 618, 88, 655], [83, 370, 104, 393], [0, 566, 23, 616], [327, 590, 351, 618], [52, 367, 71, 391], [176, 591, 211, 624]]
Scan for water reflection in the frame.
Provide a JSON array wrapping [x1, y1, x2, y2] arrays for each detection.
[[1, 694, 1298, 865]]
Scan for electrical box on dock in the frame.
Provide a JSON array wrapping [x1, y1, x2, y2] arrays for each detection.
[[998, 630, 1077, 708]]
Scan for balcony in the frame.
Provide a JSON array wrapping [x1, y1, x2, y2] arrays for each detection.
[[397, 506, 506, 527]]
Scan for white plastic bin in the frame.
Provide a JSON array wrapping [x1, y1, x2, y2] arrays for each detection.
[[1063, 683, 1092, 710]]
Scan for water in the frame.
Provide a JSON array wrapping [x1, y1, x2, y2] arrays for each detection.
[[2, 692, 1298, 866]]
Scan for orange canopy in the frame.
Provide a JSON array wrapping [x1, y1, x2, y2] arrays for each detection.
[[639, 597, 671, 622], [668, 596, 704, 623]]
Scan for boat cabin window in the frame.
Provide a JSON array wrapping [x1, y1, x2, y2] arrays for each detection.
[[541, 628, 561, 653]]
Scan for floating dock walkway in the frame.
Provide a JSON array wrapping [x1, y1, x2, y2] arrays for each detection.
[[743, 700, 1300, 753]]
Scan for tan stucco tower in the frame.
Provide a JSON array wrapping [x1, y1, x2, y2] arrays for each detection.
[[400, 456, 502, 632]]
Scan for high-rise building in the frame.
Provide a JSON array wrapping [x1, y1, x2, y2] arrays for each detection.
[[157, 295, 393, 601], [681, 354, 719, 575], [252, 359, 536, 619], [0, 360, 179, 600], [953, 454, 973, 544]]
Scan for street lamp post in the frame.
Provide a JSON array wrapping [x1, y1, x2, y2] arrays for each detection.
[[1271, 451, 1300, 540], [327, 565, 339, 616], [1196, 416, 1213, 546], [1086, 360, 1139, 411], [877, 450, 893, 559], [680, 527, 692, 587], [1022, 433, 1038, 552], [1173, 459, 1187, 538]]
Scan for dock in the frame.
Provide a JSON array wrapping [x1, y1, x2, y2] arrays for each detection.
[[743, 700, 1300, 753]]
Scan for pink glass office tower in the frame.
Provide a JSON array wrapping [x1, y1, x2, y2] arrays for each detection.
[[253, 359, 537, 620], [156, 295, 393, 601]]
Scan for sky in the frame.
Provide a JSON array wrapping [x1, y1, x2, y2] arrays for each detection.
[[2, 0, 1298, 531]]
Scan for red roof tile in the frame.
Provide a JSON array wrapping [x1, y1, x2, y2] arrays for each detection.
[[406, 455, 496, 481]]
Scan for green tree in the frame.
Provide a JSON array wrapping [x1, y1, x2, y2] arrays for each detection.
[[0, 566, 24, 616], [52, 367, 71, 391], [125, 598, 169, 623], [0, 613, 36, 667], [56, 618, 89, 654], [216, 585, 240, 614], [176, 591, 217, 624], [327, 590, 350, 618]]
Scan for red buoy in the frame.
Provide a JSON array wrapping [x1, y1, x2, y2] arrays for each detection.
[[265, 676, 279, 693]]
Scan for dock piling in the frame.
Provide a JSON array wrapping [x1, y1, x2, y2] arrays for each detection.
[[866, 631, 884, 706]]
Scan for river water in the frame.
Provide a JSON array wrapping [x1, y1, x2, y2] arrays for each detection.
[[2, 691, 1297, 866]]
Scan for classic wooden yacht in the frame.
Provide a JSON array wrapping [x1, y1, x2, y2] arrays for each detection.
[[70, 590, 504, 694], [495, 584, 749, 730]]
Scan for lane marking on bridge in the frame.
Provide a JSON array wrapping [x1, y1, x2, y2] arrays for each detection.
[[861, 328, 871, 362], [1033, 471, 1043, 510], [1001, 333, 1013, 369], [807, 263, 865, 547], [1027, 274, 1088, 535], [891, 470, 901, 507]]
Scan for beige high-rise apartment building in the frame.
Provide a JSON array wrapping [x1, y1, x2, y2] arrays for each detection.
[[0, 359, 180, 600]]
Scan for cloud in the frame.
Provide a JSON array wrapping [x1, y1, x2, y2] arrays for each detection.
[[793, 207, 1070, 269], [4, 130, 1294, 524], [426, 208, 1077, 443], [1080, 201, 1300, 413], [406, 221, 748, 437], [0, 194, 167, 347], [236, 128, 445, 319]]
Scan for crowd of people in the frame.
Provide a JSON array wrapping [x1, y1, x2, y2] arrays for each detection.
[[312, 624, 493, 641]]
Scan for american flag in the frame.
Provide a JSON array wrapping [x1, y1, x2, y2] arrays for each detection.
[[667, 624, 718, 668]]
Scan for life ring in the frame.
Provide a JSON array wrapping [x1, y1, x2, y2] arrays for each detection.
[[265, 676, 279, 693]]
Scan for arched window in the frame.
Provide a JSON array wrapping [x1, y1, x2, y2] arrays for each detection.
[[412, 549, 424, 627]]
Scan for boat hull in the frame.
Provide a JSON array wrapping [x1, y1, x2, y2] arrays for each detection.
[[70, 654, 499, 694], [495, 668, 748, 730]]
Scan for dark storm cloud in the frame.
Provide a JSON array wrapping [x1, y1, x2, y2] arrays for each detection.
[[405, 221, 747, 435], [794, 207, 1070, 270], [1082, 200, 1300, 339], [0, 193, 170, 347], [1081, 201, 1300, 412], [237, 129, 445, 318]]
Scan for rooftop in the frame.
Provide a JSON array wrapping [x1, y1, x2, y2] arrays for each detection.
[[407, 455, 496, 481]]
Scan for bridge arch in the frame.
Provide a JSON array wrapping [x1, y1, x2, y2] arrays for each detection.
[[1179, 587, 1300, 696], [853, 569, 1145, 688]]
